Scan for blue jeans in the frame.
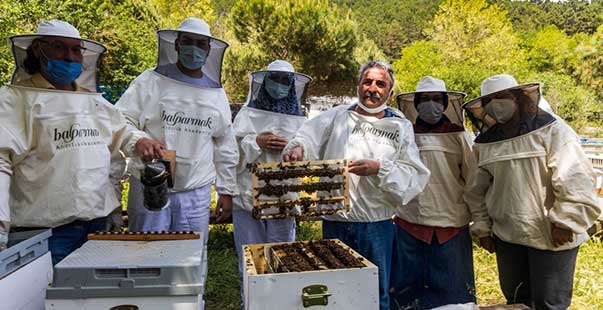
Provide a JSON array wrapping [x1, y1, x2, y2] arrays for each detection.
[[494, 236, 578, 310], [323, 219, 395, 310], [48, 217, 107, 265], [390, 226, 476, 310]]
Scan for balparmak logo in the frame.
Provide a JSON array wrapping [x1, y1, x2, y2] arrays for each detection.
[[162, 110, 212, 129], [351, 123, 400, 142], [53, 123, 100, 143]]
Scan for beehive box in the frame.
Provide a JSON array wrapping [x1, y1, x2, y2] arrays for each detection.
[[0, 229, 52, 310], [46, 233, 205, 310], [243, 239, 378, 310]]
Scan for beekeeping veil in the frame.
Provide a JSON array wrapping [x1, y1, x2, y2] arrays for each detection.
[[155, 17, 228, 88], [8, 19, 106, 91], [462, 74, 555, 143], [396, 76, 466, 133], [246, 60, 312, 116]]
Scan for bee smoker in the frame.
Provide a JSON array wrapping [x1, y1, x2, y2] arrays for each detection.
[[140, 160, 171, 211]]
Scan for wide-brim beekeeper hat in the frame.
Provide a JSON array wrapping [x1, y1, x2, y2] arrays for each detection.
[[462, 74, 543, 137], [247, 60, 313, 107], [396, 76, 466, 126], [9, 19, 107, 90], [156, 17, 229, 87], [462, 74, 541, 110]]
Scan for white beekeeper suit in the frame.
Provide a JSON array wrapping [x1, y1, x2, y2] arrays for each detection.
[[233, 60, 311, 213], [283, 61, 429, 310], [283, 105, 430, 222], [116, 17, 238, 234], [463, 73, 601, 310], [390, 76, 480, 309], [0, 20, 145, 253], [464, 74, 600, 250], [231, 59, 312, 302], [395, 77, 481, 228]]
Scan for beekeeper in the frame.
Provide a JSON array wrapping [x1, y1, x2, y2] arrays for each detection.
[[464, 74, 601, 309], [232, 59, 311, 291], [0, 20, 153, 264], [115, 17, 238, 238], [390, 76, 482, 309], [282, 60, 430, 310]]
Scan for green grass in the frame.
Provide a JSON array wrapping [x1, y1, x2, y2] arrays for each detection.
[[204, 221, 322, 309], [204, 224, 602, 310], [205, 224, 241, 310]]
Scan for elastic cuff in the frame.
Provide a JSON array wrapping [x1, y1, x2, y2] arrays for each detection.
[[216, 187, 239, 197], [124, 131, 151, 157], [377, 159, 392, 180]]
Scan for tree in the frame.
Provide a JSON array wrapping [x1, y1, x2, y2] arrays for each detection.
[[576, 23, 603, 97], [334, 0, 442, 60], [0, 0, 219, 101], [523, 25, 579, 75], [530, 71, 602, 134], [495, 0, 603, 35], [224, 0, 361, 101], [150, 0, 215, 28], [394, 0, 529, 98]]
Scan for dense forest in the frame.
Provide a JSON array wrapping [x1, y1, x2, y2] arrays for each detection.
[[1, 0, 602, 135]]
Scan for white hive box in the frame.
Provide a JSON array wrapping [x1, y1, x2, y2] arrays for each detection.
[[46, 237, 205, 310], [0, 229, 53, 310], [243, 239, 379, 310]]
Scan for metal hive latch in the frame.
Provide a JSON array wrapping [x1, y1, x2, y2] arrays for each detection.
[[302, 284, 331, 307]]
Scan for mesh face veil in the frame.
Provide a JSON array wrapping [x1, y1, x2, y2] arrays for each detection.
[[155, 18, 228, 88], [396, 76, 466, 133], [246, 60, 312, 116], [462, 75, 555, 143]]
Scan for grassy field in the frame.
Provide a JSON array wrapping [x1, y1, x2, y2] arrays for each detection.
[[204, 222, 602, 310]]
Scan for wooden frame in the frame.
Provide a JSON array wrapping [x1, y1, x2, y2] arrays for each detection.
[[250, 160, 350, 220], [87, 231, 200, 241], [244, 239, 372, 276]]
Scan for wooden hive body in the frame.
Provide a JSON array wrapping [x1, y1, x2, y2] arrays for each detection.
[[243, 240, 378, 310]]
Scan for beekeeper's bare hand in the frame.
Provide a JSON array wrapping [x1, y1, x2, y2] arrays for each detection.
[[135, 138, 165, 162], [348, 160, 380, 176], [551, 224, 574, 247], [215, 194, 233, 224], [257, 132, 288, 152], [282, 146, 303, 162], [479, 236, 496, 253]]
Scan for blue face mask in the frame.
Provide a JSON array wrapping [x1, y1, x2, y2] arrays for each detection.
[[264, 77, 290, 99], [46, 59, 82, 86], [178, 45, 208, 70]]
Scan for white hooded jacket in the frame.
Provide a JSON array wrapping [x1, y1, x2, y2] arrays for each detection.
[[115, 69, 239, 195], [284, 105, 430, 222], [398, 132, 483, 228], [233, 106, 306, 212], [0, 85, 144, 227], [467, 120, 601, 250]]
